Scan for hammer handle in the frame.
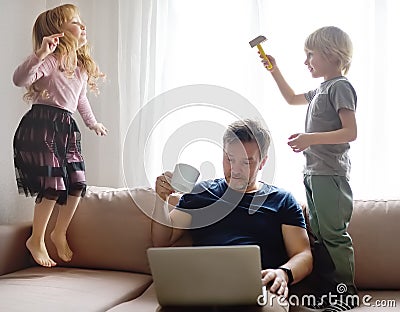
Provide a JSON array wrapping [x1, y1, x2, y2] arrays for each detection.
[[257, 44, 273, 70]]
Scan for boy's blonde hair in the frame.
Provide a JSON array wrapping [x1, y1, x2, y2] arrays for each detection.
[[304, 26, 353, 75], [24, 4, 104, 101]]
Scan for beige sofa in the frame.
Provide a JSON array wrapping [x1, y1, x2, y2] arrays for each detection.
[[0, 186, 399, 312]]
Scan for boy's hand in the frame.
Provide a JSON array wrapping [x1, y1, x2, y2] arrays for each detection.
[[35, 33, 64, 60], [259, 52, 277, 72], [288, 133, 312, 152], [90, 122, 108, 136]]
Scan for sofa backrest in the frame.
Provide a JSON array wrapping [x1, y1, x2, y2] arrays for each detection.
[[349, 199, 400, 290], [45, 187, 400, 290], [45, 187, 191, 274]]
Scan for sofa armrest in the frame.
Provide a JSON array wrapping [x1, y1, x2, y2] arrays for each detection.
[[0, 222, 32, 275]]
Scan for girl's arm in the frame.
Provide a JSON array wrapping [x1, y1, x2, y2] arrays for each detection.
[[12, 54, 54, 87], [77, 80, 97, 127], [77, 80, 108, 136], [13, 34, 63, 87]]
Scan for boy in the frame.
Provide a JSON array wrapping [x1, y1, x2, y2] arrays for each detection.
[[262, 26, 357, 311]]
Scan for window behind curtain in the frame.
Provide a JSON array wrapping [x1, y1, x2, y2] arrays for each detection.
[[144, 0, 400, 201]]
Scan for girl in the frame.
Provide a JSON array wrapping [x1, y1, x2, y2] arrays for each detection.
[[13, 4, 108, 267]]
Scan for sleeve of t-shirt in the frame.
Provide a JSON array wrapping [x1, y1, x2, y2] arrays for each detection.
[[177, 193, 196, 212], [176, 180, 212, 213], [280, 192, 306, 228], [329, 80, 357, 112]]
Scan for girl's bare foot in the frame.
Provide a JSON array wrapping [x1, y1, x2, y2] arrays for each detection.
[[26, 237, 57, 267], [50, 231, 73, 262]]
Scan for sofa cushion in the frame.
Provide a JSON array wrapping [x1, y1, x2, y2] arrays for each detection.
[[0, 267, 152, 312], [107, 283, 160, 312], [349, 200, 400, 289], [109, 284, 289, 312], [45, 187, 157, 274], [0, 222, 31, 275], [303, 199, 400, 290]]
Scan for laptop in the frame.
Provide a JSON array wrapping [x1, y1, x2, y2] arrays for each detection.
[[147, 245, 265, 307]]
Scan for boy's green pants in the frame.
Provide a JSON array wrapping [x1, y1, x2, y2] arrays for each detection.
[[304, 174, 355, 291]]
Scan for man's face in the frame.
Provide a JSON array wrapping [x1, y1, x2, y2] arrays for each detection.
[[223, 140, 267, 192]]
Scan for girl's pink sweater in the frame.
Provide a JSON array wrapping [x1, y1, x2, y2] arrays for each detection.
[[13, 53, 97, 127]]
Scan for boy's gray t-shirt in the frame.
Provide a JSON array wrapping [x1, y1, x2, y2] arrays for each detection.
[[304, 76, 357, 178]]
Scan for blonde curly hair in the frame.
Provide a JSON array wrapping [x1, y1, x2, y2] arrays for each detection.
[[24, 4, 105, 102]]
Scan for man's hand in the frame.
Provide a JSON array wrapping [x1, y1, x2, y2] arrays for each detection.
[[155, 172, 175, 201], [261, 268, 289, 298]]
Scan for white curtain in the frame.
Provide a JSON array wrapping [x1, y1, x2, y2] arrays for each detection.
[[51, 0, 160, 190], [91, 0, 400, 201], [2, 0, 399, 223], [130, 0, 400, 201]]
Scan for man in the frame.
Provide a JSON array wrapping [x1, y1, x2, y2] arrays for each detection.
[[152, 119, 312, 301]]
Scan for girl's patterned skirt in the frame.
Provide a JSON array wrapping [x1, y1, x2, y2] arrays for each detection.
[[13, 104, 87, 205]]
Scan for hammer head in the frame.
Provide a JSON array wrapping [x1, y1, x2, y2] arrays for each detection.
[[249, 35, 267, 48]]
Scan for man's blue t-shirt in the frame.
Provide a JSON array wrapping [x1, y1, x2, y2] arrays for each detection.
[[176, 178, 306, 269]]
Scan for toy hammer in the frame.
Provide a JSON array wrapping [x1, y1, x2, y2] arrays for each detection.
[[249, 35, 273, 70]]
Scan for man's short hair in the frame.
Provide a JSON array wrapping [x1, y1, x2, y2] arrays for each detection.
[[223, 119, 271, 159]]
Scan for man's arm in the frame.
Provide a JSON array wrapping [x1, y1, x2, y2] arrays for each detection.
[[280, 225, 313, 284], [151, 172, 192, 247], [261, 225, 313, 298]]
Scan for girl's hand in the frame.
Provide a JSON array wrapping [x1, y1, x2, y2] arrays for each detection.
[[35, 33, 64, 60], [90, 123, 108, 136]]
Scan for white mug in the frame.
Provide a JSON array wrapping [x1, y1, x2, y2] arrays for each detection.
[[170, 163, 200, 193]]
